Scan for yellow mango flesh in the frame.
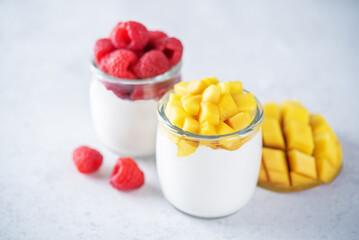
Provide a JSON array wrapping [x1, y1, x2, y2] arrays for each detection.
[[262, 148, 288, 172], [290, 172, 317, 186], [258, 101, 342, 192], [267, 170, 290, 186], [199, 121, 217, 135], [229, 81, 243, 94], [258, 162, 268, 182], [226, 112, 252, 131], [166, 79, 258, 157], [186, 79, 208, 95], [182, 94, 202, 116], [201, 77, 219, 85], [314, 133, 339, 167], [218, 82, 231, 94], [202, 85, 221, 104], [284, 120, 314, 155], [174, 82, 188, 95], [263, 102, 281, 121], [232, 93, 256, 112], [316, 158, 337, 184], [199, 102, 220, 125], [262, 118, 285, 149], [177, 139, 198, 157], [282, 105, 310, 126], [183, 118, 199, 134], [216, 121, 234, 135], [288, 150, 317, 179], [218, 94, 239, 121]]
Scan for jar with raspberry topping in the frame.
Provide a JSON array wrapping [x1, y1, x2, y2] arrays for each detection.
[[90, 60, 181, 156]]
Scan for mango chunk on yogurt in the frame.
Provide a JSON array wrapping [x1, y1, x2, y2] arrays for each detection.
[[258, 101, 342, 192], [165, 78, 259, 157]]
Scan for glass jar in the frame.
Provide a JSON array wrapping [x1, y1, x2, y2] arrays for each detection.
[[156, 90, 264, 218], [90, 59, 181, 157]]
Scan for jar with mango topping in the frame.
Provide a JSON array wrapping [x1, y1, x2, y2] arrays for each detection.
[[156, 77, 264, 218]]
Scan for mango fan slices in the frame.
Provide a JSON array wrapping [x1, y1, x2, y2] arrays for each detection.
[[258, 101, 342, 192]]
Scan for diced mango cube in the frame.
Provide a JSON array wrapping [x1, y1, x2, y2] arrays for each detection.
[[262, 148, 288, 172], [263, 102, 281, 121], [282, 105, 310, 126], [202, 85, 221, 104], [177, 139, 198, 157], [201, 77, 219, 85], [181, 94, 202, 116], [316, 158, 337, 184], [219, 135, 246, 151], [226, 112, 252, 131], [258, 162, 268, 182], [218, 94, 239, 121], [232, 93, 256, 112], [284, 121, 314, 155], [183, 118, 199, 134], [314, 133, 339, 167], [186, 79, 207, 95], [267, 170, 290, 186], [174, 82, 188, 95], [228, 81, 243, 94], [167, 106, 191, 128], [262, 118, 285, 149], [287, 150, 317, 179], [218, 82, 231, 94], [165, 101, 182, 120], [169, 93, 182, 102], [216, 121, 234, 135], [199, 121, 217, 135], [199, 102, 219, 125], [290, 172, 317, 186]]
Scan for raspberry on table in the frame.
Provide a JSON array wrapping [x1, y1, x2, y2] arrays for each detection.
[[94, 38, 115, 65], [109, 21, 149, 51], [133, 50, 170, 79], [100, 49, 138, 79], [110, 157, 145, 191], [154, 37, 183, 67], [72, 146, 103, 174]]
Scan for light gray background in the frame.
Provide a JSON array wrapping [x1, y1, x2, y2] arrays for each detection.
[[0, 0, 358, 239]]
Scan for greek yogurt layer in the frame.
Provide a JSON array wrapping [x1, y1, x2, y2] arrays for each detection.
[[156, 128, 262, 218], [90, 80, 157, 156]]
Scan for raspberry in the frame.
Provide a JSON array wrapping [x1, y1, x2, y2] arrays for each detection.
[[101, 81, 134, 100], [72, 146, 103, 174], [133, 50, 170, 79], [154, 37, 183, 67], [109, 21, 149, 50], [100, 49, 138, 79], [147, 31, 168, 49], [130, 77, 179, 101], [94, 38, 115, 65], [110, 157, 144, 191]]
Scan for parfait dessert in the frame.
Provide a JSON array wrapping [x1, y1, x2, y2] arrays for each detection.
[[156, 77, 263, 218], [90, 21, 183, 156]]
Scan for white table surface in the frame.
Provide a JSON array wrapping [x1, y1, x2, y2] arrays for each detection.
[[1, 0, 358, 239]]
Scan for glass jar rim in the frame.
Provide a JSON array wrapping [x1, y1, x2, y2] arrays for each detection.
[[90, 57, 182, 85], [157, 89, 264, 140]]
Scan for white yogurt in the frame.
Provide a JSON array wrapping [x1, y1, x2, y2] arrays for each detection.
[[156, 128, 262, 218], [90, 80, 157, 156]]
